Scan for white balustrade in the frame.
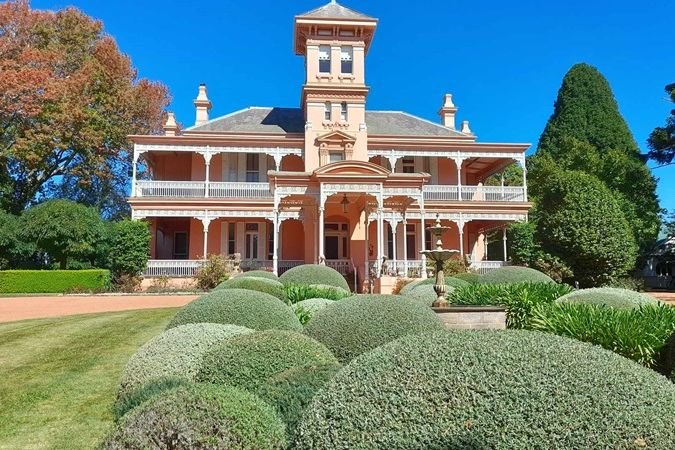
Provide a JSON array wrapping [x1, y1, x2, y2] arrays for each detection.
[[137, 181, 206, 198], [470, 260, 510, 274], [423, 185, 526, 202], [209, 182, 273, 199], [278, 260, 304, 275], [326, 260, 354, 276], [240, 259, 274, 271], [145, 260, 205, 277], [370, 260, 425, 278]]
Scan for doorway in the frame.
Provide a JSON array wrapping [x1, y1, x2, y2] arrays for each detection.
[[325, 222, 349, 260]]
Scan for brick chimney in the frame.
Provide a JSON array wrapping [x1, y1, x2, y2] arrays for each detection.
[[163, 112, 178, 136], [438, 93, 458, 129], [194, 83, 212, 126]]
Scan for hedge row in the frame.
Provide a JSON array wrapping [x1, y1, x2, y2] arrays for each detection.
[[0, 269, 110, 293]]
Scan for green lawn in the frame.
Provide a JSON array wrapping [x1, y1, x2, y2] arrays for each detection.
[[0, 309, 177, 450]]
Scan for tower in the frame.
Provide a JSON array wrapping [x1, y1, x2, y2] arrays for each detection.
[[294, 1, 377, 170]]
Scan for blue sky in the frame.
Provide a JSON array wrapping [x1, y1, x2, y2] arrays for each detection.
[[33, 0, 674, 211]]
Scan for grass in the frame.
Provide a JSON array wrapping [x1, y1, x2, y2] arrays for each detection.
[[0, 308, 177, 450]]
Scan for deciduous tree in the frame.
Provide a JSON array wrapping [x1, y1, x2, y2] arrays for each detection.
[[648, 83, 675, 165], [0, 0, 170, 215]]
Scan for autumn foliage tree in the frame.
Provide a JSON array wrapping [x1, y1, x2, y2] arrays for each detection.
[[0, 0, 170, 216]]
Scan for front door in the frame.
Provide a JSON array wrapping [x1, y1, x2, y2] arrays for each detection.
[[325, 222, 349, 260], [245, 223, 259, 259], [173, 232, 188, 260], [325, 236, 339, 260]]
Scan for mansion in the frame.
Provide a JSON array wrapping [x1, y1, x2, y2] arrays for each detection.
[[129, 1, 531, 287]]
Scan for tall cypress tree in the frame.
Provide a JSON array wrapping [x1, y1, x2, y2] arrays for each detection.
[[532, 63, 660, 254]]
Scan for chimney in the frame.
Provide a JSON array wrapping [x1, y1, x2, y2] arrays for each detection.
[[163, 112, 178, 136], [461, 120, 473, 135], [194, 83, 212, 126], [438, 93, 458, 129]]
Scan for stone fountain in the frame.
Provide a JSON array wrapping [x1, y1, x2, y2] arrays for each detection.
[[420, 214, 459, 307]]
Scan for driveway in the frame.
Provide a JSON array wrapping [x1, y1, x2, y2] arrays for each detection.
[[0, 294, 199, 323]]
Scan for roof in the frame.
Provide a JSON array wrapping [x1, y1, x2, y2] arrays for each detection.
[[297, 1, 376, 21], [186, 107, 467, 137]]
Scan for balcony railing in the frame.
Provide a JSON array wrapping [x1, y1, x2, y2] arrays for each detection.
[[423, 185, 526, 202], [369, 260, 425, 278], [144, 259, 297, 277], [470, 260, 510, 274], [135, 181, 272, 199]]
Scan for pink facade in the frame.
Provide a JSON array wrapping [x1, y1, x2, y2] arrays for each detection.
[[129, 1, 531, 287]]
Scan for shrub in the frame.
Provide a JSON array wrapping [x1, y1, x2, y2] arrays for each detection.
[[450, 282, 574, 329], [479, 265, 554, 284], [237, 270, 279, 281], [101, 384, 286, 450], [556, 287, 662, 310], [113, 273, 141, 293], [451, 272, 481, 284], [293, 298, 335, 325], [530, 303, 675, 373], [0, 269, 110, 293], [304, 294, 444, 363], [279, 264, 350, 291], [118, 323, 253, 399], [113, 377, 191, 420], [283, 283, 351, 304], [405, 284, 450, 307], [166, 289, 302, 331], [217, 276, 285, 300], [108, 220, 150, 279], [256, 363, 342, 440], [197, 330, 338, 392], [294, 330, 675, 449], [195, 254, 230, 290]]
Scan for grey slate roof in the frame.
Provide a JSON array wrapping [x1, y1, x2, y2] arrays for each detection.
[[187, 107, 466, 137], [297, 1, 375, 20]]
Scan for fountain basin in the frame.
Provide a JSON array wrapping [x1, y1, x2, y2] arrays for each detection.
[[432, 305, 507, 330]]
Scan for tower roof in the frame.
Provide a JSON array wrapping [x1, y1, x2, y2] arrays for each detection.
[[297, 1, 375, 21]]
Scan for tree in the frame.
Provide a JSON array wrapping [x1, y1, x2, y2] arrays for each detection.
[[536, 170, 637, 287], [532, 64, 660, 253], [648, 83, 675, 165], [108, 220, 151, 278], [0, 210, 22, 269], [484, 163, 523, 187], [21, 200, 105, 269], [0, 0, 170, 215]]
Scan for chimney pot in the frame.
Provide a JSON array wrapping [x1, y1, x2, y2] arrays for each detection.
[[461, 120, 472, 135], [439, 93, 458, 129], [194, 84, 212, 126], [163, 112, 178, 136]]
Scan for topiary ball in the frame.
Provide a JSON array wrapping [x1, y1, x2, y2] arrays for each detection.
[[256, 363, 342, 440], [114, 377, 192, 420], [217, 276, 285, 300], [294, 298, 335, 315], [556, 287, 662, 310], [479, 266, 554, 284], [405, 283, 451, 307], [399, 279, 424, 296], [197, 330, 338, 392], [303, 294, 444, 363], [166, 289, 302, 331], [118, 323, 253, 400], [237, 270, 279, 281], [280, 264, 350, 291], [102, 384, 287, 450], [451, 272, 481, 284], [295, 330, 675, 450]]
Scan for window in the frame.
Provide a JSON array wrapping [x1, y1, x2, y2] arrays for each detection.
[[340, 46, 353, 73], [227, 223, 236, 255], [340, 102, 348, 121], [405, 224, 416, 257], [174, 232, 188, 260], [425, 227, 432, 251], [402, 157, 415, 174], [329, 152, 344, 163], [245, 223, 259, 260], [319, 45, 331, 73], [324, 102, 332, 121], [246, 154, 259, 182]]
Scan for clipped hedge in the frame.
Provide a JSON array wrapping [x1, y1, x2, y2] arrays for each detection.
[[118, 323, 253, 399], [451, 272, 481, 284], [304, 294, 444, 363], [237, 270, 279, 281], [479, 266, 554, 284], [294, 298, 334, 315], [0, 269, 110, 293], [280, 264, 350, 291], [450, 282, 574, 329], [113, 377, 191, 420], [404, 284, 449, 307], [531, 303, 675, 375], [295, 330, 675, 449], [102, 384, 287, 450], [197, 330, 338, 392], [217, 276, 285, 300], [556, 287, 662, 310], [166, 288, 302, 331], [256, 363, 342, 440]]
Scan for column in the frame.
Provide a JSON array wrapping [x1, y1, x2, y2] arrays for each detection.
[[376, 208, 384, 277], [391, 221, 398, 276], [458, 221, 465, 257], [318, 206, 325, 264], [272, 210, 279, 275], [204, 152, 212, 198], [454, 157, 463, 201], [364, 211, 370, 282], [387, 156, 399, 173], [201, 218, 211, 260], [503, 226, 508, 262], [483, 232, 489, 261], [131, 147, 139, 197], [420, 211, 427, 279], [402, 218, 408, 277]]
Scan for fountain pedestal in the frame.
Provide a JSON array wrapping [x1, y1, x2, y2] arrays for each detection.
[[419, 215, 459, 307]]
